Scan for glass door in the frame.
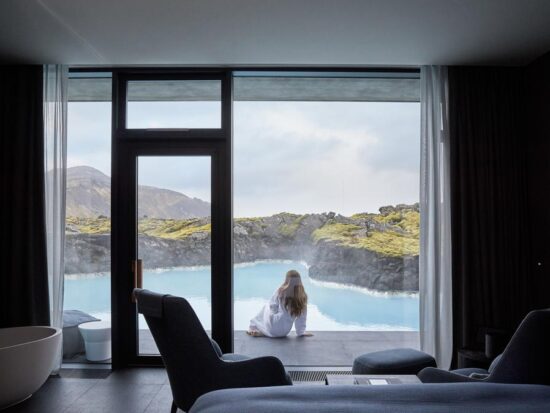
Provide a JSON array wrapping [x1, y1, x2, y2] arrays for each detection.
[[137, 156, 212, 355], [111, 71, 232, 367]]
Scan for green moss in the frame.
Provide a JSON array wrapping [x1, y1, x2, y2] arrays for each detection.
[[274, 212, 301, 220], [396, 210, 420, 237], [138, 218, 211, 239], [355, 231, 419, 257], [351, 213, 377, 220], [312, 218, 419, 257], [235, 217, 264, 223], [312, 223, 362, 243], [279, 223, 299, 237], [66, 216, 111, 234]]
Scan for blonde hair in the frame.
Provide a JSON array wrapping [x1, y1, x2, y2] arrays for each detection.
[[278, 270, 308, 317]]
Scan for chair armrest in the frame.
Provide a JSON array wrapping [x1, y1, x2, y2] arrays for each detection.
[[217, 355, 292, 388], [418, 367, 486, 383], [210, 338, 223, 357]]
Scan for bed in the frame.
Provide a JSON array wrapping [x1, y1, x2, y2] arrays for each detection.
[[189, 383, 550, 413]]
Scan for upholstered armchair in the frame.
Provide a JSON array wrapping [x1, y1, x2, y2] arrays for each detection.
[[134, 289, 291, 413], [419, 309, 550, 385]]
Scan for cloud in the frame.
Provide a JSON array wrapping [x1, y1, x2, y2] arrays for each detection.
[[234, 101, 419, 216], [67, 100, 420, 218], [67, 102, 112, 176]]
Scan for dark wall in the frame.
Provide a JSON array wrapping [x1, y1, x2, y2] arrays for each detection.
[[525, 52, 550, 309]]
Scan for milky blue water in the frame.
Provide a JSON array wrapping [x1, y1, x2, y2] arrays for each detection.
[[64, 261, 419, 331]]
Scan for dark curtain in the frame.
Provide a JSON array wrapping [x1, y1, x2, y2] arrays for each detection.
[[524, 52, 550, 311], [449, 67, 533, 359], [0, 65, 50, 327]]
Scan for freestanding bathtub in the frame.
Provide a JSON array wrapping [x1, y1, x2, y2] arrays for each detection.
[[0, 326, 61, 410]]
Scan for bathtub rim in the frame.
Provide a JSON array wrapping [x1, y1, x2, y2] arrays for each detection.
[[0, 326, 62, 351]]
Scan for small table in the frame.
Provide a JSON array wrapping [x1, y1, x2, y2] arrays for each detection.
[[78, 320, 112, 362], [326, 374, 421, 385]]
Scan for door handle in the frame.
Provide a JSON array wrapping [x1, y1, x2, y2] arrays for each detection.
[[131, 259, 143, 303]]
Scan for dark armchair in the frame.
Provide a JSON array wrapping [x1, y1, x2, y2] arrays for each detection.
[[134, 289, 291, 413], [419, 309, 550, 385]]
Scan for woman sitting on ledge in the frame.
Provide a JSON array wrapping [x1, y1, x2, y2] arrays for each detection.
[[247, 269, 313, 338]]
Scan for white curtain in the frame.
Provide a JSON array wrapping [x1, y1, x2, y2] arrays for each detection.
[[419, 66, 453, 369], [44, 65, 69, 373]]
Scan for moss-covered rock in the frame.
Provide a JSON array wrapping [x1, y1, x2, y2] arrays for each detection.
[[312, 208, 419, 258], [65, 204, 420, 292]]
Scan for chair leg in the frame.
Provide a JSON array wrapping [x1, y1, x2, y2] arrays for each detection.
[[171, 401, 178, 413]]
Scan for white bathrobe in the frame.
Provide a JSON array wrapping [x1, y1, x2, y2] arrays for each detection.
[[249, 289, 307, 337]]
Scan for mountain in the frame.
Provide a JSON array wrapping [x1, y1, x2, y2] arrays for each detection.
[[66, 166, 210, 219]]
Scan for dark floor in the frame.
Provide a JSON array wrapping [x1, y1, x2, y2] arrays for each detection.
[[5, 367, 352, 413], [4, 368, 174, 413]]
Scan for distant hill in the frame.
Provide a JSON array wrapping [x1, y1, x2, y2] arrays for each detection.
[[66, 166, 210, 219]]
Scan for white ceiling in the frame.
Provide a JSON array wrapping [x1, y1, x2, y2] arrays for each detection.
[[1, 0, 550, 67]]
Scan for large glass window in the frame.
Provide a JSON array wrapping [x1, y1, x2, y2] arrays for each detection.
[[65, 70, 420, 367], [63, 75, 112, 363], [232, 73, 420, 365]]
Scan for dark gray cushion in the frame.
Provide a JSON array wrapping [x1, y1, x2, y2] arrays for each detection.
[[221, 353, 251, 362], [210, 339, 223, 357], [63, 309, 99, 328], [453, 368, 489, 376], [488, 354, 502, 373], [352, 348, 436, 375], [189, 383, 550, 413]]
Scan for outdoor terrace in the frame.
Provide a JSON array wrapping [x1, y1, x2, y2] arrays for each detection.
[[139, 330, 420, 366]]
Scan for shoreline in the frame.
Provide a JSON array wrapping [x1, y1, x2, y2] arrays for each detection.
[[65, 259, 419, 297]]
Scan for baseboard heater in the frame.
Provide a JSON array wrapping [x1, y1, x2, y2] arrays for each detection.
[[288, 370, 352, 382]]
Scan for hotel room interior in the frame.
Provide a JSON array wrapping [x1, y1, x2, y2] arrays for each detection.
[[1, 0, 550, 412]]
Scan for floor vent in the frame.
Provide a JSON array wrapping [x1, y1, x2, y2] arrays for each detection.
[[289, 370, 351, 382]]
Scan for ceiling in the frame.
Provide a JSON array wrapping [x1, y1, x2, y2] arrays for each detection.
[[1, 0, 550, 67]]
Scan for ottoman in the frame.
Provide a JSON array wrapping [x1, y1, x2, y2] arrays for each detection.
[[78, 320, 112, 361], [352, 348, 436, 375]]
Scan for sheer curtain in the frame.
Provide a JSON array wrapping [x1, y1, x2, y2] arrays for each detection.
[[419, 66, 452, 369], [44, 65, 68, 373]]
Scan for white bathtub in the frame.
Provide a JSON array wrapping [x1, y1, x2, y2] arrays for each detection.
[[0, 326, 61, 410]]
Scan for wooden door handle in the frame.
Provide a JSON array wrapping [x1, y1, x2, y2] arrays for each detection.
[[132, 259, 143, 302]]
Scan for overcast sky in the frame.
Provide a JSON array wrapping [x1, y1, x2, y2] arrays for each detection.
[[68, 100, 419, 217]]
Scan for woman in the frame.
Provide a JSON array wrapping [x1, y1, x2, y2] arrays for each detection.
[[247, 269, 313, 337]]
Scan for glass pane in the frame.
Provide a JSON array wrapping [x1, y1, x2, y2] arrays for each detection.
[[138, 156, 211, 355], [64, 76, 112, 363], [127, 80, 221, 129], [233, 76, 420, 366]]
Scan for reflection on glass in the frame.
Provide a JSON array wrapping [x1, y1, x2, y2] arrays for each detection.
[[137, 156, 211, 355], [127, 80, 221, 129]]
